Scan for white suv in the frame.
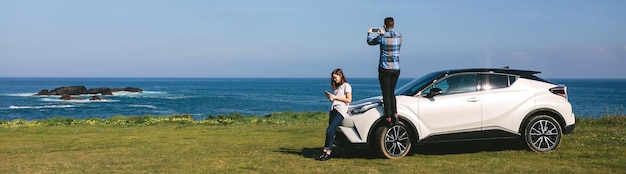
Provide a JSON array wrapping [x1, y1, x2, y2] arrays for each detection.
[[336, 68, 576, 159]]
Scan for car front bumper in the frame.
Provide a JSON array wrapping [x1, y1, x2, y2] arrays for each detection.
[[563, 124, 575, 134]]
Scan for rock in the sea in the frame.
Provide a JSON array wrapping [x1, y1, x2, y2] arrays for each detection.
[[87, 87, 114, 95], [49, 86, 88, 95], [60, 94, 81, 100], [35, 86, 142, 96], [36, 89, 50, 95], [90, 95, 102, 100], [112, 87, 143, 93]]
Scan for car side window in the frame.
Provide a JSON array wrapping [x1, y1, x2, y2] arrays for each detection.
[[509, 76, 517, 84], [481, 74, 511, 90], [425, 74, 478, 95]]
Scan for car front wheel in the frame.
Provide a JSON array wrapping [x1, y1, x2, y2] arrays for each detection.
[[523, 115, 562, 152], [373, 122, 412, 159]]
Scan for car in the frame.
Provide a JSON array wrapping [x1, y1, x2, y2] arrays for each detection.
[[335, 68, 576, 159]]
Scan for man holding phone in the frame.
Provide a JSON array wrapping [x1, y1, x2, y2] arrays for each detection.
[[366, 17, 402, 125]]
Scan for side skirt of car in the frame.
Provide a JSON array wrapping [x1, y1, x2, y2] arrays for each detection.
[[417, 130, 520, 144]]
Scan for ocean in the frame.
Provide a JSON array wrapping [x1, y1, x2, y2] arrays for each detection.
[[1, 78, 625, 120]]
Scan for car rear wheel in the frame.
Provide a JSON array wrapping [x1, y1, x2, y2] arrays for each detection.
[[523, 115, 562, 152], [373, 122, 412, 159]]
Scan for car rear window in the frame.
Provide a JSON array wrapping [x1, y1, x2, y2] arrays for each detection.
[[481, 74, 515, 90]]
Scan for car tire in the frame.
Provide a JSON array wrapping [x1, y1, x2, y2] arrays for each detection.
[[523, 115, 562, 152], [373, 122, 412, 159]]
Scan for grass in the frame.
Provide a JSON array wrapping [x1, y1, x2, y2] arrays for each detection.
[[0, 112, 624, 173]]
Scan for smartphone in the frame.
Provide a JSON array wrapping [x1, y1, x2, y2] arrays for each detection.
[[371, 28, 379, 32], [324, 90, 332, 95]]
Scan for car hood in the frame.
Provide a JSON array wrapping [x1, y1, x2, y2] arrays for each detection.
[[349, 96, 383, 109]]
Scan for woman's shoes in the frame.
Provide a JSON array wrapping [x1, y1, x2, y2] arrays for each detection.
[[316, 152, 331, 161]]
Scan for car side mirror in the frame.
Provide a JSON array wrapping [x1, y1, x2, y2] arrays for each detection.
[[427, 88, 443, 98]]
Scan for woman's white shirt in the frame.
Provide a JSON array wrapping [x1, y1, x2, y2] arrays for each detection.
[[330, 83, 352, 118]]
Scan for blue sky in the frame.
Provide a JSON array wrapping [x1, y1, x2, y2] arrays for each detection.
[[1, 1, 625, 78]]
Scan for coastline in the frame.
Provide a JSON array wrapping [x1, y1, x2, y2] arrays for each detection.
[[2, 112, 624, 128]]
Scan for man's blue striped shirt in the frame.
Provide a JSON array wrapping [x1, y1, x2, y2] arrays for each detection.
[[367, 29, 402, 70]]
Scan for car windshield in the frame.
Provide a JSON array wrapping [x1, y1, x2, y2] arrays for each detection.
[[396, 72, 443, 96]]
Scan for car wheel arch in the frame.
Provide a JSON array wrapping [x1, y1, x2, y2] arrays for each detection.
[[519, 108, 565, 134], [367, 115, 420, 145]]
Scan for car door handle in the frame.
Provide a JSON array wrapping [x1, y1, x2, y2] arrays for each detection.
[[467, 97, 480, 102]]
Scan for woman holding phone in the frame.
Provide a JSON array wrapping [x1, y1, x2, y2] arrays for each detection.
[[317, 68, 352, 161]]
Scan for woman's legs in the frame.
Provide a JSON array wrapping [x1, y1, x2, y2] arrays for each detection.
[[318, 110, 343, 161], [324, 109, 344, 151]]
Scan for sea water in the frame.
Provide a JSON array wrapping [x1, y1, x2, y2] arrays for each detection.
[[1, 78, 624, 120]]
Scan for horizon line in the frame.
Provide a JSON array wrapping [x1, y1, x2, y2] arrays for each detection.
[[1, 76, 625, 80]]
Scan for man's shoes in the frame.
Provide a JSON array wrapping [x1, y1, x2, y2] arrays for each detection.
[[385, 114, 400, 125], [392, 114, 399, 125], [316, 152, 331, 161]]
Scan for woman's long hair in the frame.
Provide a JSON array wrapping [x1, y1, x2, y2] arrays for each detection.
[[331, 68, 348, 90]]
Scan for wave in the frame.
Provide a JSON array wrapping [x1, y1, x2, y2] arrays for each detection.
[[113, 91, 167, 98], [5, 91, 174, 100], [10, 105, 74, 109], [4, 93, 38, 97], [41, 98, 119, 103], [113, 91, 193, 100], [165, 96, 193, 99], [129, 104, 157, 109]]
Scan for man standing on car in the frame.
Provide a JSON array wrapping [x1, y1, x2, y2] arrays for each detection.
[[367, 17, 402, 125]]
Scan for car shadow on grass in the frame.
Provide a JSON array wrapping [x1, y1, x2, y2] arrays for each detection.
[[276, 139, 527, 159], [276, 147, 380, 160], [412, 139, 527, 155]]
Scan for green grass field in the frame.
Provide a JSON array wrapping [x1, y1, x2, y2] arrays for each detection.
[[1, 112, 624, 173]]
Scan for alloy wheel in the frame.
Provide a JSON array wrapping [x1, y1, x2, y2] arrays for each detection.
[[384, 124, 411, 157], [525, 116, 562, 152]]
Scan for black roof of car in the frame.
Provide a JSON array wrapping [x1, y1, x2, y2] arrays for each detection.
[[435, 68, 552, 84], [443, 68, 540, 76]]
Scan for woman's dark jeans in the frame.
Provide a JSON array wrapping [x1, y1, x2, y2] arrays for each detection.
[[324, 109, 344, 150]]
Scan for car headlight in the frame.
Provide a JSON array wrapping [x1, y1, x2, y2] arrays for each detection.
[[349, 102, 381, 115]]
